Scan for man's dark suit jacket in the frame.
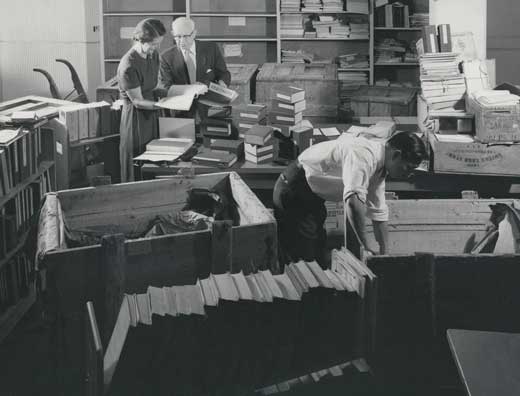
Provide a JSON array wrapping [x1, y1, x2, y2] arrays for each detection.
[[159, 40, 231, 89]]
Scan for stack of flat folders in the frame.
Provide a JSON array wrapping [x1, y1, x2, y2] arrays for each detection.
[[98, 248, 376, 395]]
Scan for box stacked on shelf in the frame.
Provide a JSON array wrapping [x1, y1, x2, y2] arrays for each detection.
[[200, 105, 238, 140], [420, 52, 465, 111], [234, 104, 268, 139], [281, 49, 315, 64], [0, 251, 33, 317], [347, 16, 369, 40], [58, 101, 110, 143], [281, 14, 304, 38], [345, 0, 368, 14], [281, 0, 301, 12], [244, 125, 274, 164], [323, 0, 343, 12], [301, 0, 323, 13]]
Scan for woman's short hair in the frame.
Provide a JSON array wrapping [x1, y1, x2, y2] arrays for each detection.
[[133, 18, 166, 43], [388, 132, 427, 166]]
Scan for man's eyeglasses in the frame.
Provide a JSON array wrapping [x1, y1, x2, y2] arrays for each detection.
[[173, 30, 194, 40]]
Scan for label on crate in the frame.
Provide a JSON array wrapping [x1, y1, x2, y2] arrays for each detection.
[[223, 43, 243, 58]]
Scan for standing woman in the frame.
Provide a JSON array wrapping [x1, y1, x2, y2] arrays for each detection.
[[117, 18, 166, 182]]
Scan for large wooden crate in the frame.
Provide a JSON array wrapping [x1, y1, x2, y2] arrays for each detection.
[[228, 63, 259, 105], [351, 86, 417, 117], [256, 63, 339, 122], [37, 172, 277, 392], [362, 198, 520, 360]]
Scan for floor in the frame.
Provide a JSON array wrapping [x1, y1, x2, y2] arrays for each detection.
[[0, 296, 466, 396]]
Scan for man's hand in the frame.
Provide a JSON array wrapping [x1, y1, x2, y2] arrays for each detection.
[[217, 79, 227, 87]]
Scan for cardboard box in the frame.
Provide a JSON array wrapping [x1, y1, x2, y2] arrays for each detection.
[[428, 131, 520, 176]]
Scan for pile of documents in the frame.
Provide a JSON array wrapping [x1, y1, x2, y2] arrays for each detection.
[[347, 19, 369, 39], [312, 16, 349, 39], [471, 90, 520, 108], [375, 38, 407, 63], [337, 53, 369, 69], [281, 49, 315, 64], [420, 52, 466, 110]]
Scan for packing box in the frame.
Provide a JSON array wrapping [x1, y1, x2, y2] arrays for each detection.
[[256, 63, 338, 122], [37, 172, 278, 389], [466, 94, 520, 143], [351, 86, 417, 117], [427, 131, 520, 176]]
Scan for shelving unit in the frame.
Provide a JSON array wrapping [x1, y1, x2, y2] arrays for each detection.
[[0, 125, 56, 344], [372, 0, 429, 87]]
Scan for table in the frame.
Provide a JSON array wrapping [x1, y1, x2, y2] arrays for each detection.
[[140, 161, 520, 198], [447, 329, 520, 396]]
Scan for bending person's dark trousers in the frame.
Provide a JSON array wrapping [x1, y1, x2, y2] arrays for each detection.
[[273, 161, 327, 268]]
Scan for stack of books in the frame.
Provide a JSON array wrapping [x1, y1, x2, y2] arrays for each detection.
[[301, 0, 323, 12], [337, 53, 369, 69], [338, 72, 369, 118], [323, 0, 343, 12], [345, 0, 369, 14], [192, 147, 238, 168], [410, 13, 429, 27], [281, 49, 315, 64], [420, 52, 466, 111], [244, 125, 274, 164], [348, 20, 369, 39], [312, 17, 349, 39], [375, 2, 409, 28], [269, 85, 306, 138], [204, 138, 245, 160], [281, 0, 301, 12], [235, 104, 268, 139], [375, 38, 407, 63], [281, 14, 304, 38]]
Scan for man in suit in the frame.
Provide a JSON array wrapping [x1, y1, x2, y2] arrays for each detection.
[[159, 17, 231, 90]]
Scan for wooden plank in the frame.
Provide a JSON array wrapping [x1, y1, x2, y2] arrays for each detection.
[[85, 301, 104, 396], [100, 234, 126, 347], [57, 173, 228, 217], [211, 220, 233, 274], [229, 171, 273, 225]]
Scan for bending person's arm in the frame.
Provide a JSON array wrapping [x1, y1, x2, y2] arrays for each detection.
[[125, 86, 156, 110], [372, 220, 388, 255], [345, 195, 378, 255]]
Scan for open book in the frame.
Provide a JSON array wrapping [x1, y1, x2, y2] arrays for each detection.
[[198, 82, 239, 107], [156, 84, 209, 111]]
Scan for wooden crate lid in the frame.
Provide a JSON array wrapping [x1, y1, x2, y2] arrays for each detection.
[[351, 86, 418, 105], [257, 63, 337, 81]]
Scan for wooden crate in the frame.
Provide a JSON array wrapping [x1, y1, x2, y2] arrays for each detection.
[[96, 77, 120, 136], [361, 198, 520, 357], [228, 63, 258, 105], [351, 86, 417, 117], [37, 172, 277, 392], [256, 63, 339, 121], [466, 95, 520, 143]]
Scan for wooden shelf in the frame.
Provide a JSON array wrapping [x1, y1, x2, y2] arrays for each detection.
[[338, 67, 370, 71], [0, 161, 54, 208], [374, 62, 419, 66], [190, 12, 277, 17], [70, 133, 120, 149], [281, 37, 369, 41], [280, 11, 354, 14], [0, 229, 30, 272], [0, 287, 36, 344], [374, 27, 422, 31], [197, 37, 277, 42], [104, 12, 186, 16]]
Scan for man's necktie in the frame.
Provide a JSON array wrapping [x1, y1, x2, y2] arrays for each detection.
[[185, 49, 196, 84]]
